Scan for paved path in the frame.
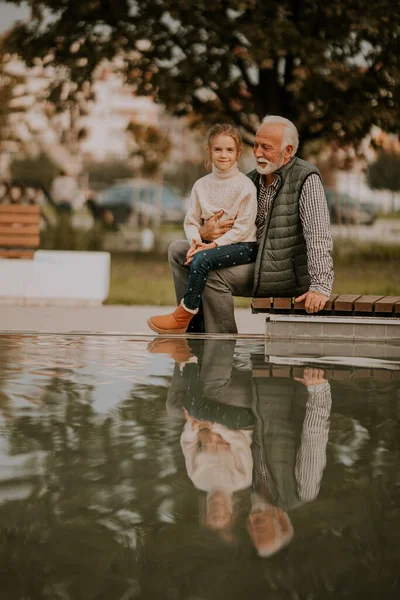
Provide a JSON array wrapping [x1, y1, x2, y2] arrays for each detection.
[[0, 305, 267, 335]]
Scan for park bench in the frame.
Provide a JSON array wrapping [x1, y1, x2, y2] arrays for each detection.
[[0, 198, 110, 306], [252, 294, 400, 317], [0, 204, 40, 259], [252, 362, 400, 382], [251, 294, 400, 344]]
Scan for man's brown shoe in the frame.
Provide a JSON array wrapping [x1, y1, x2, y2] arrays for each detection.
[[147, 304, 195, 334]]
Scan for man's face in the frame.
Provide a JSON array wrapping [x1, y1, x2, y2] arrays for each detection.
[[253, 123, 293, 175], [247, 506, 293, 557]]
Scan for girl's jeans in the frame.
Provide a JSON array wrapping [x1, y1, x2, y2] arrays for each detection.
[[183, 242, 258, 310]]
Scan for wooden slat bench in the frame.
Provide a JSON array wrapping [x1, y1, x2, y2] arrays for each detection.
[[252, 363, 400, 381], [0, 205, 40, 259], [252, 294, 400, 318]]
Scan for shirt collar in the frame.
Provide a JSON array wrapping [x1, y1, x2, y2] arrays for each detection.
[[259, 174, 280, 192]]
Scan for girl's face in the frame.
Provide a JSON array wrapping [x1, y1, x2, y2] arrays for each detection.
[[198, 428, 231, 453], [206, 491, 233, 531], [210, 134, 239, 171]]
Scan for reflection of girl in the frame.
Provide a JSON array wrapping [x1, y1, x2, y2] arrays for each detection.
[[181, 410, 253, 540]]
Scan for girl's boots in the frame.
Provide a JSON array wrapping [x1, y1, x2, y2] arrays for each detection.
[[147, 303, 196, 334]]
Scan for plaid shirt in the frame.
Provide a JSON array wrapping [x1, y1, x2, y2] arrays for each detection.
[[257, 173, 334, 296]]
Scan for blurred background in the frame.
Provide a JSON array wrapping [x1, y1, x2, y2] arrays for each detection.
[[0, 0, 399, 305]]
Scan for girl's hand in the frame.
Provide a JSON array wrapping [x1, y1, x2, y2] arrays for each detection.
[[184, 240, 199, 265], [184, 240, 217, 265]]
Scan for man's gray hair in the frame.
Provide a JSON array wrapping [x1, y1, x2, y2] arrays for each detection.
[[262, 115, 299, 156]]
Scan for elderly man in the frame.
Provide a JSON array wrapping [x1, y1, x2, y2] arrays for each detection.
[[169, 115, 334, 334]]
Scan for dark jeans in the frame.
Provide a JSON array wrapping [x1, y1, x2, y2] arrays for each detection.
[[183, 242, 258, 310]]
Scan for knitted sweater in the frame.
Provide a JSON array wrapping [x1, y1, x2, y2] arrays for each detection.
[[184, 162, 258, 246]]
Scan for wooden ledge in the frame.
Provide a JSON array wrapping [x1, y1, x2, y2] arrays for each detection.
[[252, 294, 400, 317]]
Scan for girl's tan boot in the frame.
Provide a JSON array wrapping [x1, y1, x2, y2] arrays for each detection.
[[147, 303, 196, 334]]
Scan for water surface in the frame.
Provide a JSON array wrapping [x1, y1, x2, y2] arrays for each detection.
[[0, 334, 399, 600]]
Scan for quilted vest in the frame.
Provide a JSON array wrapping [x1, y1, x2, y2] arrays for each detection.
[[247, 157, 321, 297]]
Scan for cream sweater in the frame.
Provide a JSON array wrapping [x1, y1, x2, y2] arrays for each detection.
[[184, 163, 258, 246]]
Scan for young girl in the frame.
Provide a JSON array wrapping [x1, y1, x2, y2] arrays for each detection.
[[147, 123, 258, 334]]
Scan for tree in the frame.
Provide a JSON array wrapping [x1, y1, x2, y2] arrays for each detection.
[[127, 122, 172, 176], [3, 0, 399, 150], [366, 150, 400, 212], [0, 45, 30, 169]]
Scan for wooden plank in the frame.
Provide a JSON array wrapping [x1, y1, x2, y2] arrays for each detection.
[[252, 368, 271, 377], [271, 366, 291, 378], [293, 299, 306, 310], [354, 295, 384, 313], [333, 294, 361, 311], [0, 213, 40, 225], [0, 250, 35, 259], [352, 369, 371, 379], [395, 302, 400, 315], [0, 225, 40, 236], [273, 297, 292, 310], [374, 296, 400, 313], [333, 369, 351, 380], [0, 205, 40, 214], [292, 367, 305, 379], [373, 369, 392, 381], [320, 293, 339, 312], [0, 235, 40, 247], [294, 293, 338, 311], [252, 298, 272, 310]]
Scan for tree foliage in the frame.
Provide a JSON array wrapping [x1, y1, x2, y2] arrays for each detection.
[[127, 122, 172, 175], [3, 0, 399, 148]]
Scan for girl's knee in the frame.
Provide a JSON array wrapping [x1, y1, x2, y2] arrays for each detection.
[[191, 252, 210, 270]]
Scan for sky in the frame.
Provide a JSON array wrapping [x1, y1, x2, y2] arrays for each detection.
[[0, 1, 30, 32]]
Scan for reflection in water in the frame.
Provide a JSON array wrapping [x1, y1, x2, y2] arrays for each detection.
[[162, 339, 331, 555], [0, 334, 399, 599]]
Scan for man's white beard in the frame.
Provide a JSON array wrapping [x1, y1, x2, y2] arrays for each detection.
[[256, 153, 285, 175]]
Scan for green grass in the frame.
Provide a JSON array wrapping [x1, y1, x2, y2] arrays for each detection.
[[378, 211, 400, 220], [107, 252, 176, 305], [333, 260, 400, 296], [107, 249, 400, 305]]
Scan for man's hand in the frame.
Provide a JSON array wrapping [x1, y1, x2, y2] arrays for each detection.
[[184, 240, 217, 265], [199, 209, 234, 242], [294, 367, 327, 387], [295, 290, 329, 314]]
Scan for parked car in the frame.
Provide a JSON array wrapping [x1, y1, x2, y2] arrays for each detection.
[[97, 181, 185, 227], [325, 189, 378, 226]]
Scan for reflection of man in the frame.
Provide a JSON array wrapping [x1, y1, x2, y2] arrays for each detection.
[[248, 367, 332, 557], [169, 115, 334, 333]]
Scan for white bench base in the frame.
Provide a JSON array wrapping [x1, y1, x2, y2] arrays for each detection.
[[0, 250, 110, 306]]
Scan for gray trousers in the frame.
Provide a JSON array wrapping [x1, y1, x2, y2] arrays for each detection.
[[168, 239, 255, 333]]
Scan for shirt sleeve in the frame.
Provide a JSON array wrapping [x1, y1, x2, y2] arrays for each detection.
[[295, 382, 332, 502], [214, 184, 258, 246], [299, 174, 334, 296], [183, 185, 203, 243]]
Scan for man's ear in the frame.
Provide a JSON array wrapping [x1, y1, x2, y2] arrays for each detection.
[[284, 145, 294, 160]]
